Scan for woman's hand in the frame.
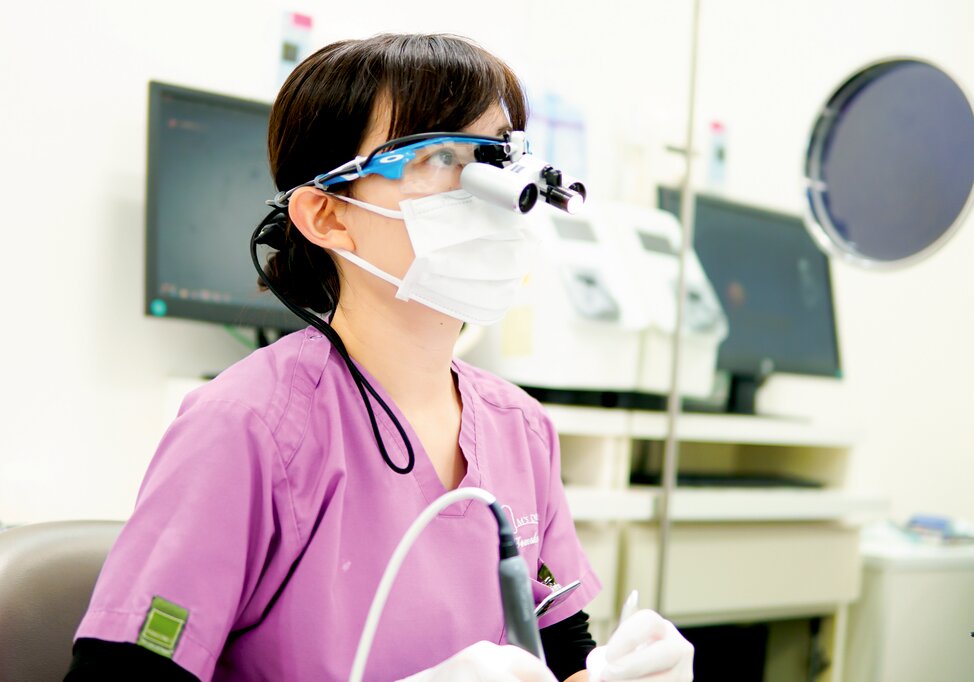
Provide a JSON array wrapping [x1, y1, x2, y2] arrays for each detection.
[[399, 641, 558, 682], [586, 610, 694, 681]]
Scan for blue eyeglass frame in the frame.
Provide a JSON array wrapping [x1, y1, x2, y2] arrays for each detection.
[[267, 132, 512, 208]]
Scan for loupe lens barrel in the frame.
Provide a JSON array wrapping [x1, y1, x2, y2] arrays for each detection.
[[567, 180, 587, 200], [461, 163, 539, 213], [545, 186, 584, 214]]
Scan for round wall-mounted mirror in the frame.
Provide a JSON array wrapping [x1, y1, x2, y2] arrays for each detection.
[[804, 58, 974, 267]]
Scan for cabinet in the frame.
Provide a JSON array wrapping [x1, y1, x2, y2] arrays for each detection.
[[551, 405, 887, 681], [843, 537, 974, 681]]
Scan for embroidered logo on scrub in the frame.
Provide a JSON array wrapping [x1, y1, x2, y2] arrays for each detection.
[[137, 596, 188, 659], [500, 504, 539, 549]]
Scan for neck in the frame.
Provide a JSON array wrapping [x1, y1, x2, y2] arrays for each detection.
[[329, 294, 463, 412]]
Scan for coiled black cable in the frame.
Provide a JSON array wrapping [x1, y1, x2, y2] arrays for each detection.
[[250, 208, 415, 475]]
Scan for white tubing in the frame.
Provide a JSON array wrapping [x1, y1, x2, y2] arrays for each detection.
[[348, 487, 499, 682]]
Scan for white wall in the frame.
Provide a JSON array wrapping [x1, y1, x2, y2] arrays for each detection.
[[680, 0, 974, 523], [1, 0, 971, 524]]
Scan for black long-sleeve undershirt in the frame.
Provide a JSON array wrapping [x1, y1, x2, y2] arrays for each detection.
[[66, 609, 596, 681], [540, 609, 597, 680], [65, 638, 200, 681]]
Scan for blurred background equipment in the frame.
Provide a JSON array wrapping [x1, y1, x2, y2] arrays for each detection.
[[462, 201, 729, 406]]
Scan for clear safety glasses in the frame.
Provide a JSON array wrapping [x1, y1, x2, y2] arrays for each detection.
[[268, 132, 516, 207]]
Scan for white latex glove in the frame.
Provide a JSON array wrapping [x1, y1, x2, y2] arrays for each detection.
[[586, 610, 694, 681], [398, 640, 558, 682]]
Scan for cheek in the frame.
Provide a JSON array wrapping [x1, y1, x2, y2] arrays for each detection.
[[347, 212, 416, 280], [347, 177, 417, 279], [354, 175, 403, 211]]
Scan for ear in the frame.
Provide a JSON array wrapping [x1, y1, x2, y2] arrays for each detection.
[[288, 187, 356, 252]]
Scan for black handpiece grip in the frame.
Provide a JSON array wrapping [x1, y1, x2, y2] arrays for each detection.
[[499, 555, 545, 661]]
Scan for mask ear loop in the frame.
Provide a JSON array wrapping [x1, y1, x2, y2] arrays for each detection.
[[251, 208, 415, 475]]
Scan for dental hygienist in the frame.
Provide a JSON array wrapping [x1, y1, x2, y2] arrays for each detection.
[[66, 33, 693, 681]]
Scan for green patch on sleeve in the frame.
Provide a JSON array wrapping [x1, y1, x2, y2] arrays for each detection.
[[137, 596, 188, 658]]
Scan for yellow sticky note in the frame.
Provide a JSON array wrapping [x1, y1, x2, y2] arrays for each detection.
[[501, 306, 534, 357]]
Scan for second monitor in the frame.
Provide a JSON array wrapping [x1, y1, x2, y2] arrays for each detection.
[[658, 187, 842, 414]]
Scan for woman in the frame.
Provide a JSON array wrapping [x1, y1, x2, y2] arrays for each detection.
[[67, 33, 693, 681]]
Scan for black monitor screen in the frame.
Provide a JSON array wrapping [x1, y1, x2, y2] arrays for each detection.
[[658, 188, 841, 379], [145, 81, 299, 330]]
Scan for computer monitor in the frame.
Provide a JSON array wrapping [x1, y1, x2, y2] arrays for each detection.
[[144, 81, 300, 331], [657, 187, 842, 413]]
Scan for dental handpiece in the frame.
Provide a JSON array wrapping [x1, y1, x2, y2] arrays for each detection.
[[499, 555, 545, 661], [490, 501, 545, 661]]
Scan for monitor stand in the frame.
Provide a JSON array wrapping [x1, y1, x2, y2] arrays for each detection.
[[725, 373, 770, 415]]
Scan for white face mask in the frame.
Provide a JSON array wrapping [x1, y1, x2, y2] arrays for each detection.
[[328, 190, 538, 326]]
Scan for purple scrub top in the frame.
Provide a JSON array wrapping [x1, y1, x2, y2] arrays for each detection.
[[76, 326, 601, 681]]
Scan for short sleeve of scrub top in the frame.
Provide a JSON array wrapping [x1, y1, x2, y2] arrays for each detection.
[[75, 327, 602, 681]]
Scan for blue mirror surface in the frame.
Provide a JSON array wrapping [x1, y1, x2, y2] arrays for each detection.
[[805, 59, 974, 266]]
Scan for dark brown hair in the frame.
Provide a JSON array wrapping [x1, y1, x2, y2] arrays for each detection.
[[261, 33, 528, 313]]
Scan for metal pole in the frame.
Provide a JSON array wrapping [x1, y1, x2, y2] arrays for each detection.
[[654, 0, 702, 615]]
